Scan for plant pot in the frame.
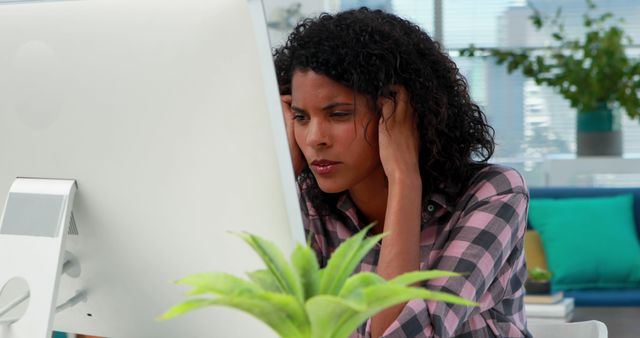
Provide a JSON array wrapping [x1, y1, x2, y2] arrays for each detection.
[[525, 280, 551, 295], [577, 103, 622, 156]]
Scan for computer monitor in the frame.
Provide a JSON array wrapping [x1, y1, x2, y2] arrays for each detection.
[[0, 0, 304, 337]]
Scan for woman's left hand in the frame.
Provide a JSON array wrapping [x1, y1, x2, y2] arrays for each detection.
[[378, 85, 421, 184]]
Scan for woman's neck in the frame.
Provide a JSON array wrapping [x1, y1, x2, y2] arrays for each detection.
[[348, 166, 388, 234]]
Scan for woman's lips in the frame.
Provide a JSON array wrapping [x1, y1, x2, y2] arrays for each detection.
[[311, 160, 341, 175]]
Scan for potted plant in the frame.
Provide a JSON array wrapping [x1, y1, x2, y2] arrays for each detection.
[[160, 225, 476, 338], [525, 267, 553, 295], [461, 0, 640, 156]]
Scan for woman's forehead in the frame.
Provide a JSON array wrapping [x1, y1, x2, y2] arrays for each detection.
[[291, 70, 375, 106], [292, 71, 353, 98]]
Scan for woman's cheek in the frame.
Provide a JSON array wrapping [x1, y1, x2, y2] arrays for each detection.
[[294, 129, 308, 157]]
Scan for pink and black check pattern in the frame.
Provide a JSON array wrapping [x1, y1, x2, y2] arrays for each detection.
[[298, 164, 531, 338]]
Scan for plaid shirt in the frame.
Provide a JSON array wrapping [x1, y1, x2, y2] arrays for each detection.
[[298, 164, 531, 338]]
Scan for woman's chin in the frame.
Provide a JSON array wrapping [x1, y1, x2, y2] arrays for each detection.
[[316, 180, 347, 194]]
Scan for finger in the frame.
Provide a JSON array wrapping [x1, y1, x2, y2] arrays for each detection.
[[281, 95, 293, 114], [388, 86, 413, 122], [377, 95, 396, 130], [280, 96, 296, 138]]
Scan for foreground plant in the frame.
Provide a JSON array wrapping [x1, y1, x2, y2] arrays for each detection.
[[160, 225, 477, 338]]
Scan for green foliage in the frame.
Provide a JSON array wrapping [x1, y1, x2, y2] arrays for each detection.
[[459, 0, 640, 119], [528, 267, 552, 282], [160, 225, 477, 338]]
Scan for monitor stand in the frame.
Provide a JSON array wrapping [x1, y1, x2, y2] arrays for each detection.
[[0, 178, 78, 338]]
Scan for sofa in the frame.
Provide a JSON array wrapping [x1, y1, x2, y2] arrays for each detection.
[[528, 187, 640, 306]]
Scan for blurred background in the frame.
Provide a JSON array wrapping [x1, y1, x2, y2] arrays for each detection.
[[263, 0, 640, 188]]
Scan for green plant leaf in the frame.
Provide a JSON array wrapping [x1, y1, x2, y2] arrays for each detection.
[[258, 291, 311, 333], [338, 272, 385, 299], [247, 269, 283, 293], [388, 270, 463, 286], [319, 224, 386, 295], [528, 267, 552, 281], [159, 298, 218, 320], [291, 244, 321, 300], [331, 284, 478, 338], [529, 10, 543, 30], [362, 284, 478, 313], [236, 232, 305, 302], [163, 293, 310, 338], [305, 295, 365, 338], [176, 272, 260, 296]]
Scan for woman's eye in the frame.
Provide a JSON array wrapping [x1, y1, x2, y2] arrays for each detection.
[[293, 114, 308, 122], [331, 111, 352, 119]]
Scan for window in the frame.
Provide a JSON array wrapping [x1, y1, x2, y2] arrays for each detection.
[[337, 0, 640, 186]]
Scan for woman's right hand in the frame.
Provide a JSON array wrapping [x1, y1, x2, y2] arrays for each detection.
[[281, 95, 306, 177]]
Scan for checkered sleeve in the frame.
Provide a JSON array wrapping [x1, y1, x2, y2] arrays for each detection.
[[376, 169, 529, 338]]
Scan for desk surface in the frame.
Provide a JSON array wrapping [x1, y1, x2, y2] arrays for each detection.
[[572, 307, 640, 338]]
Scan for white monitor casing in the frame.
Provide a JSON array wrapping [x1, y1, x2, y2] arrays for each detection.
[[0, 0, 303, 337]]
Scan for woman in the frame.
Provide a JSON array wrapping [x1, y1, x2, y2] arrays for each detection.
[[274, 8, 530, 338]]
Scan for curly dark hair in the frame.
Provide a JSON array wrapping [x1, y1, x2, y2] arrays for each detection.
[[273, 8, 495, 211]]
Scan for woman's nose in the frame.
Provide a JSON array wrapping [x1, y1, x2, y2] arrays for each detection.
[[306, 119, 330, 149]]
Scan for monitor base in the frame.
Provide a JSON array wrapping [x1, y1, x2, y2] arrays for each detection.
[[0, 178, 77, 338]]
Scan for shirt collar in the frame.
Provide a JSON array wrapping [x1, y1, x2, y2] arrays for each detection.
[[335, 192, 364, 231], [334, 187, 455, 227]]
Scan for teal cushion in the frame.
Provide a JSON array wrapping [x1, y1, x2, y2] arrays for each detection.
[[529, 194, 640, 290]]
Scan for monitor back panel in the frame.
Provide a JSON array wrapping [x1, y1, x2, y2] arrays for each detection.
[[0, 0, 301, 337]]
